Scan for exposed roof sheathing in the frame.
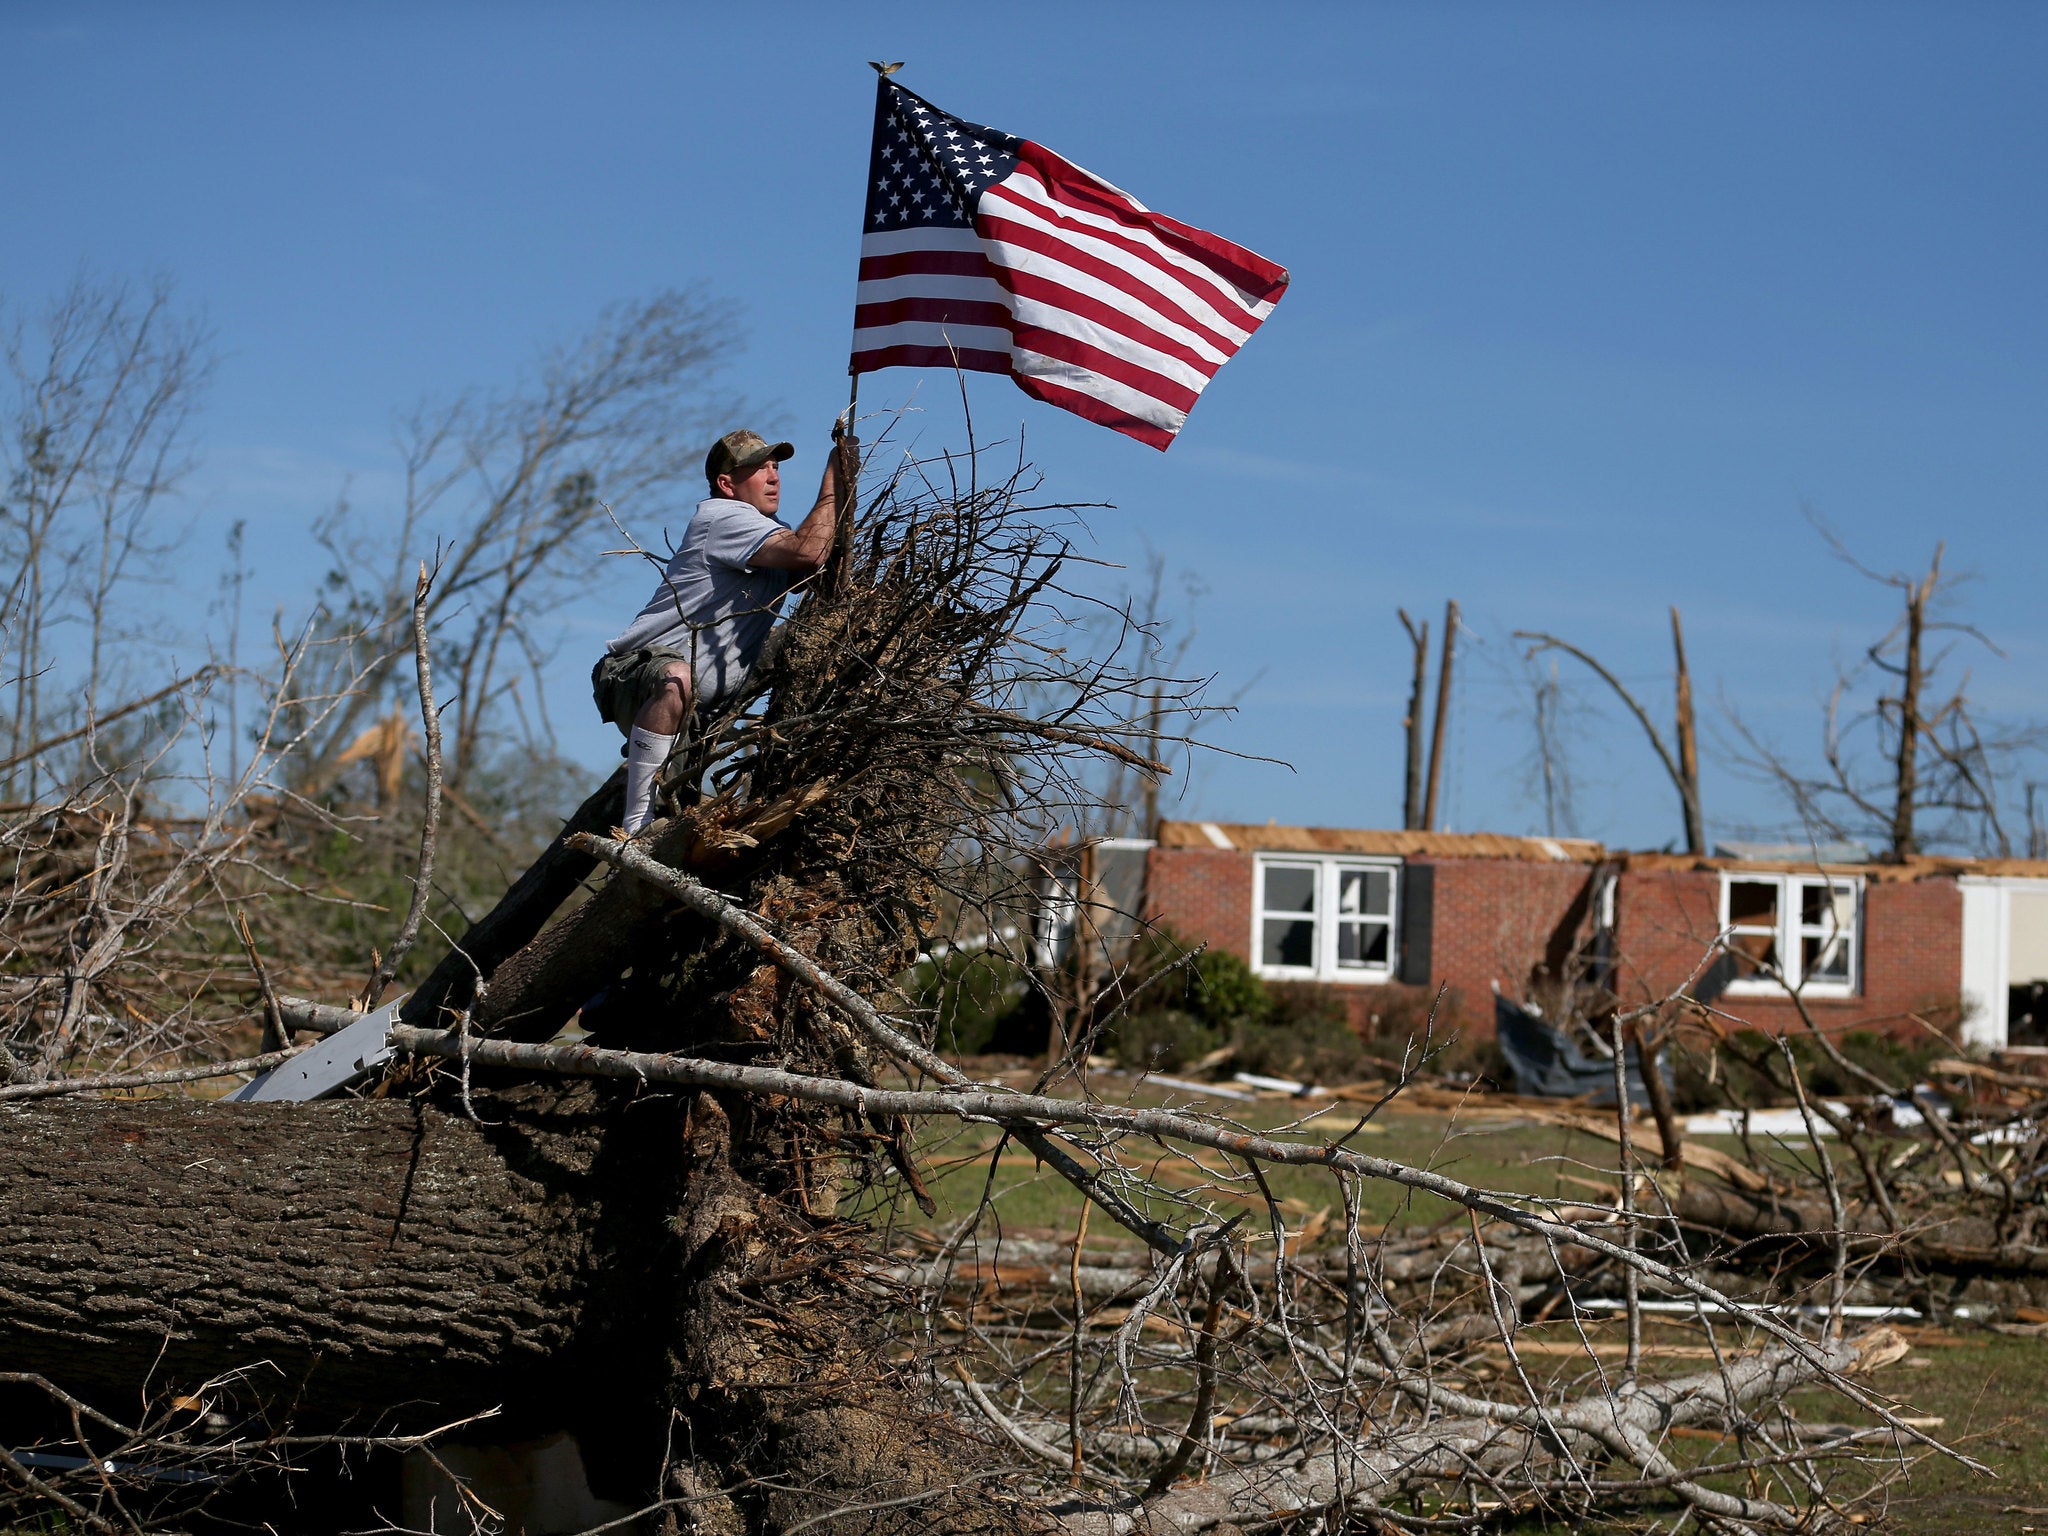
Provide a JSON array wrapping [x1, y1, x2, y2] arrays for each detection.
[[1620, 850, 2048, 882], [1154, 821, 1606, 863], [1151, 820, 2048, 881]]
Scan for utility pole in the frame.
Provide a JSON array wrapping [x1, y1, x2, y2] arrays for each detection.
[[1422, 599, 1458, 832], [1398, 610, 1429, 830]]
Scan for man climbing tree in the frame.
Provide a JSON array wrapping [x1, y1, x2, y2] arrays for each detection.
[[592, 422, 851, 831]]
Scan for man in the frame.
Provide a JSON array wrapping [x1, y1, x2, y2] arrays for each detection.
[[593, 424, 850, 832]]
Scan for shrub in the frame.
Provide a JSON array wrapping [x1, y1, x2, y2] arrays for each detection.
[[1671, 1025, 1956, 1111], [900, 949, 1028, 1056], [1099, 931, 1269, 1069], [1189, 947, 1270, 1029], [1358, 984, 1466, 1049], [1231, 1012, 1370, 1085], [1111, 1009, 1223, 1073]]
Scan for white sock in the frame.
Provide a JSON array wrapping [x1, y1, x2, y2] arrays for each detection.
[[622, 728, 678, 834]]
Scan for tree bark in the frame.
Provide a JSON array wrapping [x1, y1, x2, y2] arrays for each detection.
[[1673, 1178, 2048, 1276], [1398, 610, 1429, 831], [0, 1082, 1026, 1532], [0, 1082, 682, 1434], [1890, 548, 1939, 860], [1422, 599, 1457, 832], [1671, 605, 1704, 856], [400, 767, 625, 1031]]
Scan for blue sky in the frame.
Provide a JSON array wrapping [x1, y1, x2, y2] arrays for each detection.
[[6, 3, 2044, 850]]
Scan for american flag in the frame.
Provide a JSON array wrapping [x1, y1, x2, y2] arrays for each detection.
[[850, 79, 1289, 450]]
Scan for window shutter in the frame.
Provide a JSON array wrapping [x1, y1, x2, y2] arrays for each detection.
[[1399, 864, 1434, 985]]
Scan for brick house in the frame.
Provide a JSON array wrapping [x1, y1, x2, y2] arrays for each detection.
[[1085, 820, 2048, 1049]]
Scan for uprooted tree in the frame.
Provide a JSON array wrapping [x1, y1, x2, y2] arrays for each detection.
[[0, 429, 2012, 1535]]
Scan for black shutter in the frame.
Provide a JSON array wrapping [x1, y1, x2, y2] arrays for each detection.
[[1399, 864, 1434, 985]]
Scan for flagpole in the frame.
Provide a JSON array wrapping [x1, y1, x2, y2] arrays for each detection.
[[827, 368, 859, 595], [830, 64, 900, 588]]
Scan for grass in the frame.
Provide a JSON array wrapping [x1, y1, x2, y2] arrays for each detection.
[[1784, 1330, 2048, 1531], [886, 1078, 1611, 1240], [866, 1075, 2048, 1529]]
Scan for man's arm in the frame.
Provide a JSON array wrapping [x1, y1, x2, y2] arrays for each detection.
[[751, 436, 854, 574]]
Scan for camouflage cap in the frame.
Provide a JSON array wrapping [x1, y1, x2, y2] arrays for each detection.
[[705, 428, 796, 488]]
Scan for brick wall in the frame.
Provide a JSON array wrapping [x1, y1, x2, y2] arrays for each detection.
[[1612, 867, 1963, 1035], [1144, 846, 1595, 1036], [1144, 846, 1968, 1041], [1144, 846, 1253, 962], [1409, 856, 1597, 1021]]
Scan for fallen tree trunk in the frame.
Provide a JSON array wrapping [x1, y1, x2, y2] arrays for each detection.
[[399, 766, 625, 1032], [1672, 1180, 2048, 1277], [1105, 1325, 1911, 1535], [0, 1082, 682, 1436]]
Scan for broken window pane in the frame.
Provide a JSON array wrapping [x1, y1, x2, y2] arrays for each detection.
[[1729, 931, 1778, 979], [1725, 879, 1783, 980], [1338, 920, 1390, 966], [1262, 865, 1316, 914], [1729, 880, 1779, 927], [1338, 867, 1392, 919], [2012, 981, 2048, 1049], [1803, 931, 1850, 980], [1255, 857, 1398, 981], [1798, 880, 1856, 982], [1722, 873, 1860, 991], [1263, 918, 1315, 968]]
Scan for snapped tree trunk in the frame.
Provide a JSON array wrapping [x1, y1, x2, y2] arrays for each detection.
[[1398, 609, 1429, 831], [1422, 598, 1458, 832], [1889, 548, 1938, 859], [1670, 605, 1704, 856]]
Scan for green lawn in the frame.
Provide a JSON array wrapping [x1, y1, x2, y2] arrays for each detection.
[[865, 1077, 2048, 1529], [881, 1081, 1608, 1238]]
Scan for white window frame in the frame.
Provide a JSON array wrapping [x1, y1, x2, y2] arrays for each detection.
[[1718, 872, 1862, 998], [1252, 854, 1400, 984]]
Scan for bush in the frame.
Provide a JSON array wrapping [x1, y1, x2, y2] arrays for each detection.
[[1672, 1026, 1957, 1111], [1189, 947, 1270, 1029], [1196, 980, 1358, 1083], [1110, 1009, 1223, 1073], [1099, 932, 1267, 1069], [900, 949, 1028, 1056], [1358, 984, 1466, 1050], [1231, 1012, 1370, 1085]]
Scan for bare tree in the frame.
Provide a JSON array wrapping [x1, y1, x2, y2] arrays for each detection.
[[1422, 598, 1459, 830], [1729, 522, 2037, 858], [1397, 608, 1429, 830], [1515, 606, 1706, 854], [1091, 545, 1211, 841], [0, 274, 212, 800], [1518, 651, 1579, 837], [295, 288, 739, 801]]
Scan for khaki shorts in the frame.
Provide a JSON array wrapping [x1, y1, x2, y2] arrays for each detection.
[[591, 647, 690, 728]]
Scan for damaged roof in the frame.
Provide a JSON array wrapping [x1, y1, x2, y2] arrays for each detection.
[[1152, 820, 2048, 881], [1154, 821, 1606, 863]]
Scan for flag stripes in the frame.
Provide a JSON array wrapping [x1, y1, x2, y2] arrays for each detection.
[[849, 81, 1286, 450]]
